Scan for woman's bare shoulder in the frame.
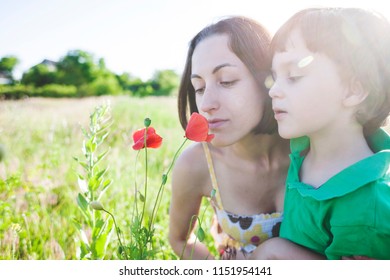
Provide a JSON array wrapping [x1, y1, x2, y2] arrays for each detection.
[[173, 142, 208, 175], [172, 142, 210, 194]]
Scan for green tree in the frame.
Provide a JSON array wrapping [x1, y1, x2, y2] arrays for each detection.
[[116, 72, 149, 95], [116, 72, 135, 90], [150, 69, 179, 96], [89, 74, 122, 96], [57, 50, 99, 86], [0, 56, 19, 83], [21, 63, 58, 87], [90, 57, 122, 95]]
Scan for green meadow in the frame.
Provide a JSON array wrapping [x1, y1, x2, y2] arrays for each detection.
[[1, 96, 389, 260], [0, 96, 215, 260]]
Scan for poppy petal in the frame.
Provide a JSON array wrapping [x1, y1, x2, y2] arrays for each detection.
[[132, 138, 145, 150], [146, 132, 163, 148], [131, 127, 162, 150], [205, 134, 215, 142], [185, 113, 214, 142], [132, 128, 145, 143]]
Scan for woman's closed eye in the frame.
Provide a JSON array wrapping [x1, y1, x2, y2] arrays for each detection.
[[192, 80, 205, 94], [194, 87, 205, 94], [220, 80, 238, 87]]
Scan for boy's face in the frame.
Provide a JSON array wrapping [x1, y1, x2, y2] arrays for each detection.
[[269, 28, 350, 140]]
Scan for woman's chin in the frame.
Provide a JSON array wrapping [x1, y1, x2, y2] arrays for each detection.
[[209, 137, 232, 148]]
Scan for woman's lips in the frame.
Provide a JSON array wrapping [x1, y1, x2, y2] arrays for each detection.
[[208, 119, 228, 129]]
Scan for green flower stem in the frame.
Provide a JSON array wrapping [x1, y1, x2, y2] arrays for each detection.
[[180, 195, 212, 260], [140, 128, 148, 226], [164, 138, 188, 177], [148, 138, 188, 231], [103, 209, 128, 259], [180, 214, 198, 260], [190, 201, 210, 259], [132, 151, 141, 221]]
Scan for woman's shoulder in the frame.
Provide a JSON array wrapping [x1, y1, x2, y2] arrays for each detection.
[[175, 142, 207, 169], [172, 142, 210, 192]]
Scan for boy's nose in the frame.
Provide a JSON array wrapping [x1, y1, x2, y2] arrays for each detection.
[[269, 81, 282, 99]]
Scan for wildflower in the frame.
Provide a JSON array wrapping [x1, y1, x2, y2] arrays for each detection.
[[132, 127, 163, 150], [82, 112, 215, 259], [185, 112, 214, 142]]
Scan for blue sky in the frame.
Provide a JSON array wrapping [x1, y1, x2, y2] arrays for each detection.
[[1, 0, 389, 80]]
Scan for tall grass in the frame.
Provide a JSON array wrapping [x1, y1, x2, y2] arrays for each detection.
[[0, 96, 215, 259], [2, 97, 388, 260]]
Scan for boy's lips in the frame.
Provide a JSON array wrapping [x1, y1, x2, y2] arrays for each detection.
[[273, 107, 288, 121]]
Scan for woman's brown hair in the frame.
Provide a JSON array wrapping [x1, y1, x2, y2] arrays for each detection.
[[178, 16, 277, 134]]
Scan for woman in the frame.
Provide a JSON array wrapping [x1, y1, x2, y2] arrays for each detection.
[[168, 16, 290, 259]]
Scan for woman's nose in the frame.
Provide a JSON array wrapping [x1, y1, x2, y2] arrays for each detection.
[[199, 86, 220, 113]]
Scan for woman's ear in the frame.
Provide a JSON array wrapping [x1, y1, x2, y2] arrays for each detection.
[[342, 78, 369, 107]]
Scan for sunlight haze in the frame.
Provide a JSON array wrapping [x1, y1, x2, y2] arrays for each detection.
[[1, 0, 389, 80]]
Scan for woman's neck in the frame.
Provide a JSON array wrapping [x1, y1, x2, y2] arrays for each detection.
[[228, 133, 289, 163]]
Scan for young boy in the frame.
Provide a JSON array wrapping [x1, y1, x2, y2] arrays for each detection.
[[253, 7, 390, 259]]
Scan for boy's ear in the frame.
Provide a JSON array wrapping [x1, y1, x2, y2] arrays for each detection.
[[343, 78, 368, 107]]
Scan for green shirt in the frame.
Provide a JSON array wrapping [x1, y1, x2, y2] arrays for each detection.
[[280, 129, 390, 259]]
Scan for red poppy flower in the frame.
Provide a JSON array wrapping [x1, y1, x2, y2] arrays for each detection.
[[132, 127, 163, 150], [185, 112, 214, 142]]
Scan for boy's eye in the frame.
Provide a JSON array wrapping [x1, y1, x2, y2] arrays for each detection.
[[287, 76, 303, 83]]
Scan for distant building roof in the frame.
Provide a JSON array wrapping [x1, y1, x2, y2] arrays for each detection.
[[39, 59, 57, 71]]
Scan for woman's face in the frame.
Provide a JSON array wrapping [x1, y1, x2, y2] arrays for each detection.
[[191, 34, 265, 146]]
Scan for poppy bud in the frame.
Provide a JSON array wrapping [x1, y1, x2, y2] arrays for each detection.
[[196, 226, 205, 242], [90, 201, 104, 211], [144, 118, 151, 128]]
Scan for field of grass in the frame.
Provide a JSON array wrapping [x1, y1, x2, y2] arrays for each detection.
[[0, 96, 216, 260], [1, 96, 389, 260]]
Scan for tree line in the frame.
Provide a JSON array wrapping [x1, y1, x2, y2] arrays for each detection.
[[0, 50, 179, 99]]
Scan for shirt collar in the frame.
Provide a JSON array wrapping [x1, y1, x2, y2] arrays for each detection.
[[288, 128, 390, 200]]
